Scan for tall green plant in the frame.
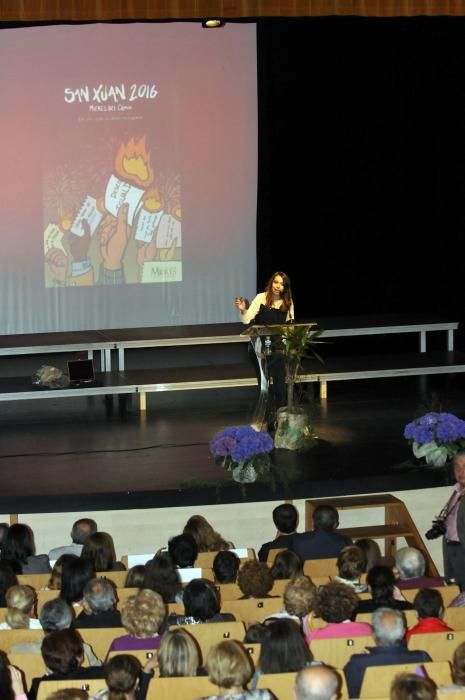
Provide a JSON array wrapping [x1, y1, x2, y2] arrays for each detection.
[[270, 324, 324, 412]]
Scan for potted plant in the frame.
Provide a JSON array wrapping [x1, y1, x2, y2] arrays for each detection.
[[271, 323, 324, 450]]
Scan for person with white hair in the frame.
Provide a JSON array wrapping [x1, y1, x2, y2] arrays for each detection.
[[344, 608, 431, 698], [75, 577, 122, 629], [395, 547, 444, 590], [294, 666, 340, 700]]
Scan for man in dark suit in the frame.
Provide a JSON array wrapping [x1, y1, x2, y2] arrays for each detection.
[[290, 504, 352, 561], [344, 608, 431, 698], [258, 503, 299, 562]]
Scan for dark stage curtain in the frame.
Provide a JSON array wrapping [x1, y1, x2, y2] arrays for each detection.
[[256, 17, 465, 328]]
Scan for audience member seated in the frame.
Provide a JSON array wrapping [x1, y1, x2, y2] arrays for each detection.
[[107, 589, 165, 654], [125, 565, 146, 588], [390, 673, 437, 700], [0, 650, 27, 700], [335, 545, 368, 593], [0, 560, 18, 607], [49, 518, 98, 560], [81, 532, 126, 572], [265, 575, 315, 626], [238, 561, 274, 599], [183, 514, 234, 552], [158, 628, 203, 677], [355, 538, 383, 572], [258, 503, 299, 562], [28, 629, 105, 700], [143, 552, 182, 603], [0, 523, 9, 554], [355, 565, 414, 615], [47, 691, 88, 700], [243, 623, 269, 644], [0, 523, 51, 574], [0, 584, 41, 629], [97, 653, 155, 700], [270, 550, 303, 580], [406, 588, 453, 641], [75, 577, 122, 629], [167, 578, 235, 626], [168, 533, 198, 569], [206, 640, 273, 699], [306, 581, 372, 643], [343, 608, 431, 699], [252, 618, 316, 688], [48, 554, 79, 590], [291, 505, 352, 561], [294, 666, 341, 700], [60, 557, 95, 608], [438, 640, 465, 693], [10, 596, 101, 666], [395, 547, 445, 590], [213, 550, 240, 584]]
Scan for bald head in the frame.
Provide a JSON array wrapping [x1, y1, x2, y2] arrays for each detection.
[[294, 666, 340, 700], [373, 608, 405, 646]]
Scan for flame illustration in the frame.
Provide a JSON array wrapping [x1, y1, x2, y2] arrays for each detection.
[[144, 186, 163, 212], [115, 137, 154, 188]]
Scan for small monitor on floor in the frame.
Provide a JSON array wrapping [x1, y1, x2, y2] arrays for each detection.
[[68, 359, 95, 385]]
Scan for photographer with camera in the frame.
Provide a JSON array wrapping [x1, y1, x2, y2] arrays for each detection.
[[429, 451, 465, 591]]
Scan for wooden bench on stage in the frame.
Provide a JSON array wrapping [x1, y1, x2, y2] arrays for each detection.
[[0, 314, 461, 408]]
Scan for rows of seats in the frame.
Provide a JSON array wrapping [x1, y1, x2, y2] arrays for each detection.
[[1, 505, 464, 700]]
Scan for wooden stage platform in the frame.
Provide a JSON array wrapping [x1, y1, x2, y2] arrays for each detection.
[[0, 314, 462, 515]]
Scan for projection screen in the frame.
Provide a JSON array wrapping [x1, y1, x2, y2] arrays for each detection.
[[0, 22, 257, 333]]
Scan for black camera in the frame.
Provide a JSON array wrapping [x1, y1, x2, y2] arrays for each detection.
[[425, 519, 447, 540]]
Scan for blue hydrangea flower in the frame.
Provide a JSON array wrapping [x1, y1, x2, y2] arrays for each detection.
[[210, 425, 274, 469], [404, 412, 465, 456]]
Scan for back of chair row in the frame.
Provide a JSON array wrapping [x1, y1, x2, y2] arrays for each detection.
[[359, 661, 452, 698]]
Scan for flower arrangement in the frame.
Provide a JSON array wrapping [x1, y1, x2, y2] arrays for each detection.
[[404, 412, 465, 467], [210, 425, 274, 483]]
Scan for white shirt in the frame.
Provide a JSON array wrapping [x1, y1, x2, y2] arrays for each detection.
[[0, 618, 42, 629], [240, 292, 294, 325]]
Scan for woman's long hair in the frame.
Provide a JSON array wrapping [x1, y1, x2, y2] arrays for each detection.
[[0, 652, 14, 700], [264, 271, 292, 312], [81, 532, 117, 571], [1, 524, 35, 571], [183, 515, 232, 552], [104, 654, 141, 700], [367, 565, 396, 606], [259, 618, 312, 674]]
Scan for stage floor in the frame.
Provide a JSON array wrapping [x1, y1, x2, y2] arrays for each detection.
[[1, 373, 463, 513]]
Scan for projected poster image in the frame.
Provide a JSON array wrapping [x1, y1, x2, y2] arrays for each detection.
[[0, 22, 257, 332], [43, 133, 181, 287]]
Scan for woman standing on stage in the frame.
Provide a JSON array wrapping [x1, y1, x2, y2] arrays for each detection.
[[235, 271, 294, 412], [235, 271, 294, 327]]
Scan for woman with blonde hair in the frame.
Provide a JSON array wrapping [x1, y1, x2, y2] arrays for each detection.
[[183, 515, 234, 552], [106, 589, 166, 654], [158, 628, 201, 677], [205, 640, 273, 699], [0, 584, 41, 629]]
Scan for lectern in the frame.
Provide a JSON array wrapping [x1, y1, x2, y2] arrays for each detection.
[[241, 322, 317, 431]]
